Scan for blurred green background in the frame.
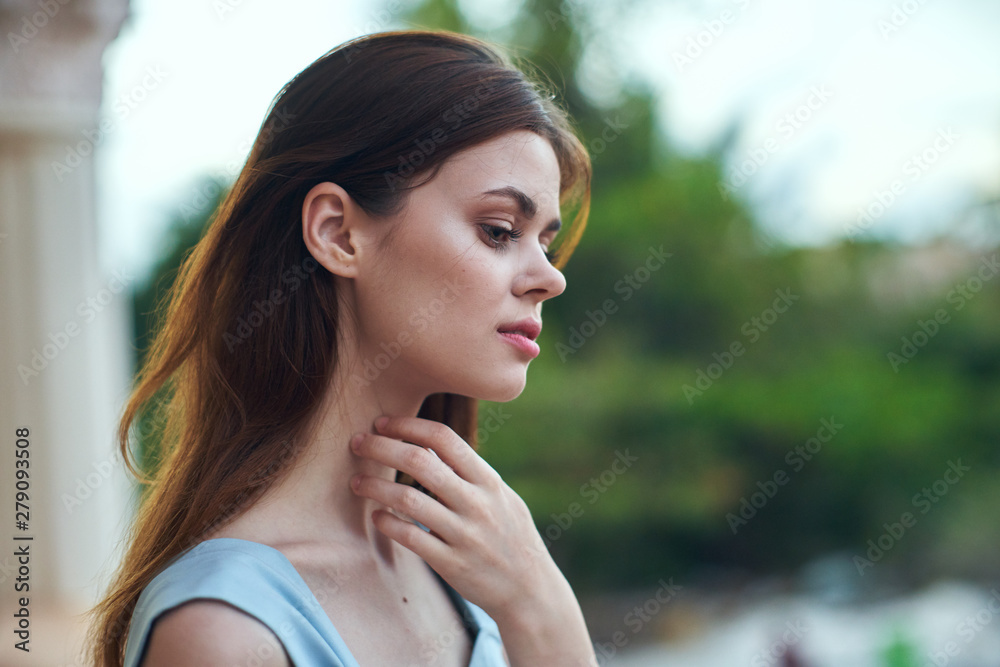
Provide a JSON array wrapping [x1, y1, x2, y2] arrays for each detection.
[[130, 0, 1000, 644]]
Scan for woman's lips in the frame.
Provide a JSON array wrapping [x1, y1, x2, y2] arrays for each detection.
[[498, 331, 540, 358]]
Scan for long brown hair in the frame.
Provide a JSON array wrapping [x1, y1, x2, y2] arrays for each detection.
[[86, 29, 591, 666]]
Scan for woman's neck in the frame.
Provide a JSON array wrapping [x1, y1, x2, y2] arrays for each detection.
[[215, 348, 435, 571]]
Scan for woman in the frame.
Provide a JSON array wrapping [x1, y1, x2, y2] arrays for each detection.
[[87, 29, 595, 666]]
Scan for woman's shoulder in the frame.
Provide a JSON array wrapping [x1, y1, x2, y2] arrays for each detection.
[[124, 538, 354, 667], [132, 538, 311, 613], [139, 598, 291, 666]]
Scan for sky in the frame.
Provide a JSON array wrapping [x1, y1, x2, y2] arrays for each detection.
[[95, 0, 1000, 283], [619, 0, 1000, 248]]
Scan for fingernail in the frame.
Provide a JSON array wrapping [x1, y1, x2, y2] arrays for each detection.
[[350, 433, 363, 450], [375, 416, 389, 430], [351, 474, 362, 489]]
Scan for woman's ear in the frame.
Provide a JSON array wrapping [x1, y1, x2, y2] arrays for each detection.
[[302, 182, 364, 278]]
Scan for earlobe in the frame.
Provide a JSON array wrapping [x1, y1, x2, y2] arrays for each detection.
[[301, 182, 360, 278]]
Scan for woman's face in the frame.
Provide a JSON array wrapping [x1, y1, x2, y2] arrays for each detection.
[[350, 129, 567, 402]]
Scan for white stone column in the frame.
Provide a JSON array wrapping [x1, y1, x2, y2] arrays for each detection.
[[0, 0, 131, 664]]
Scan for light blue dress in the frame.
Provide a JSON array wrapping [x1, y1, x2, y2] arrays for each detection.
[[123, 537, 508, 666]]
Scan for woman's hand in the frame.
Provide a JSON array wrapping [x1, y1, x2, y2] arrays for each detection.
[[349, 414, 552, 614], [349, 414, 598, 666]]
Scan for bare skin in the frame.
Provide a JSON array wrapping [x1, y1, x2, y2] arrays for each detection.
[[140, 130, 597, 666], [142, 533, 474, 666]]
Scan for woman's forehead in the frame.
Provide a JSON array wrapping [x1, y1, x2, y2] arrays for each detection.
[[431, 131, 561, 199]]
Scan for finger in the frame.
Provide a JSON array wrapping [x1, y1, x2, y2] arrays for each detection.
[[369, 507, 454, 566], [374, 416, 494, 487], [352, 433, 468, 508], [352, 475, 463, 545]]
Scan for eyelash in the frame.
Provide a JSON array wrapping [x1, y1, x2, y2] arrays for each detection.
[[480, 223, 559, 264]]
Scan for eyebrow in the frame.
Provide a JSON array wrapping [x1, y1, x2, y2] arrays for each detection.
[[479, 186, 562, 233]]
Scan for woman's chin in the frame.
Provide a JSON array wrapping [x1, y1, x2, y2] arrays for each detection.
[[460, 373, 528, 403]]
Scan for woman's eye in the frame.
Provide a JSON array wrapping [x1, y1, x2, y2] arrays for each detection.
[[480, 223, 557, 263], [480, 223, 521, 248], [486, 225, 507, 241]]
